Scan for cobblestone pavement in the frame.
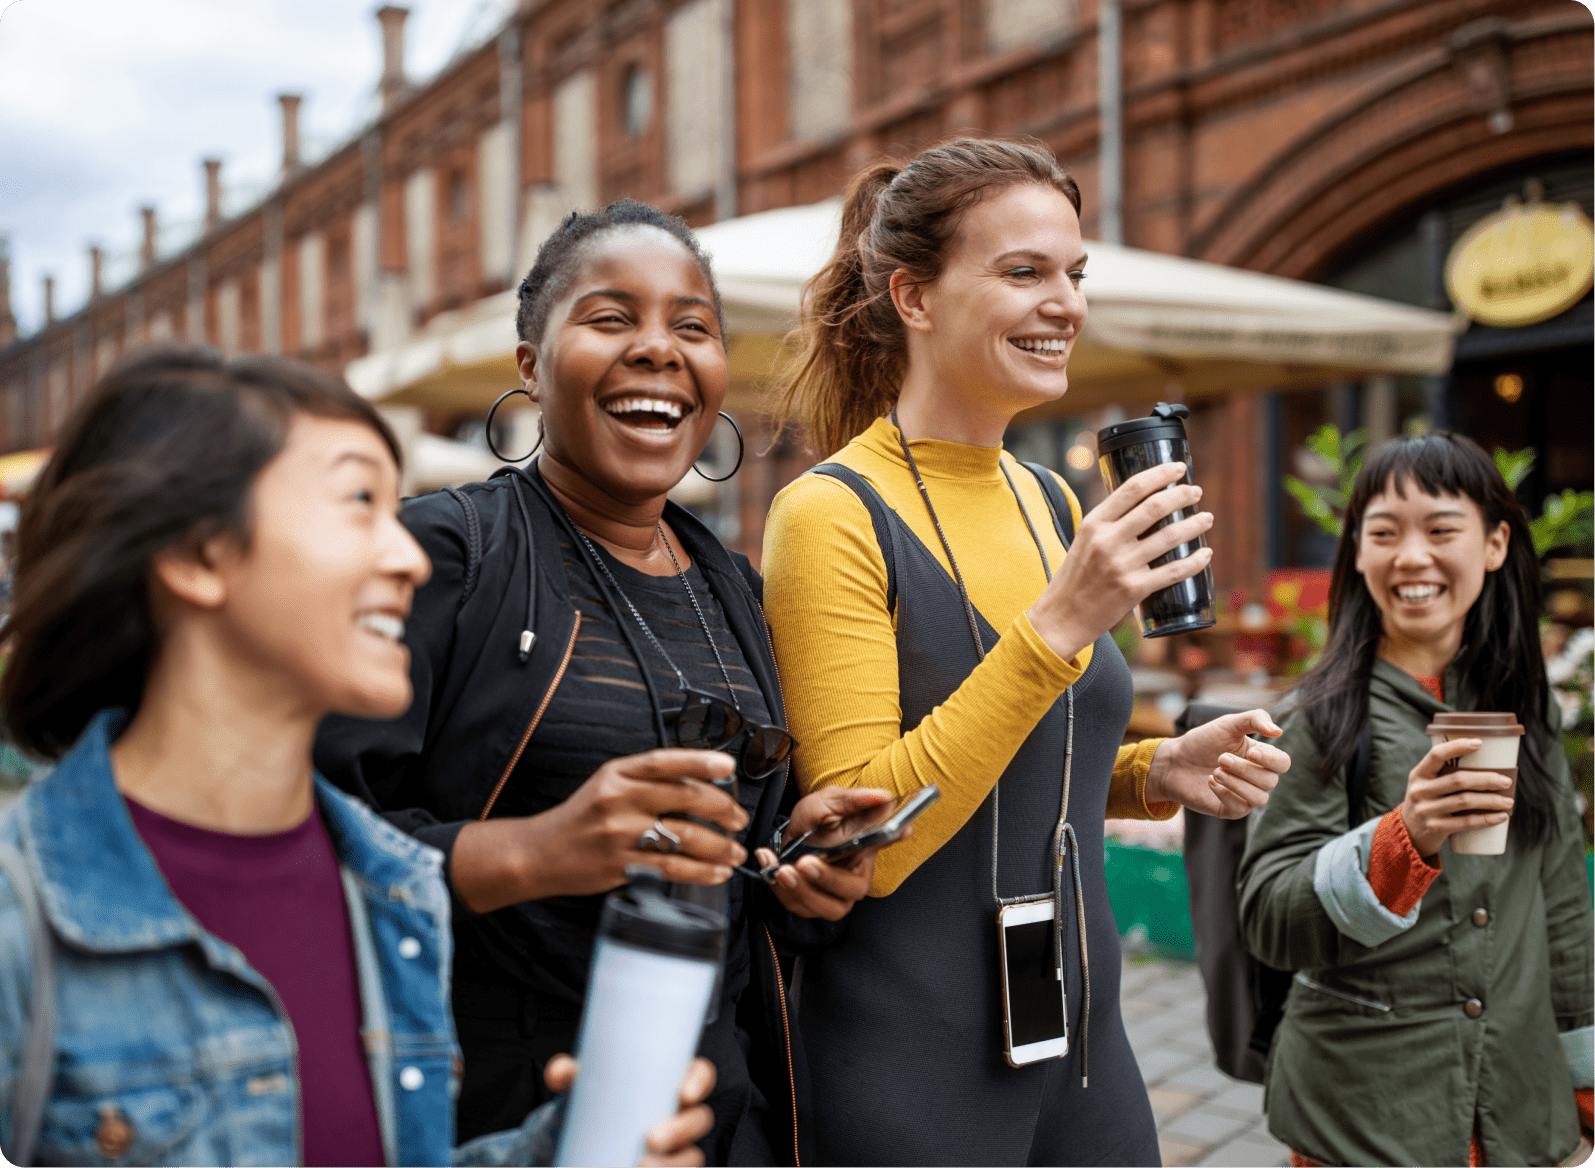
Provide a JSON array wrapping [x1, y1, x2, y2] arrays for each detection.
[[1121, 954, 1290, 1168]]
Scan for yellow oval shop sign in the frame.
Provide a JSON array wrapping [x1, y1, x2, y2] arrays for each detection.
[[1446, 201, 1594, 328]]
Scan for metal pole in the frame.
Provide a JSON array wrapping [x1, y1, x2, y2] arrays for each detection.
[[715, 0, 737, 223], [1098, 0, 1123, 245], [499, 22, 523, 284]]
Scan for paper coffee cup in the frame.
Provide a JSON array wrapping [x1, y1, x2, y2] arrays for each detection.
[[1424, 712, 1524, 855]]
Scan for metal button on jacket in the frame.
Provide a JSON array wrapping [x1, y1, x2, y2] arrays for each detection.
[[1472, 908, 1490, 927], [1464, 998, 1484, 1018]]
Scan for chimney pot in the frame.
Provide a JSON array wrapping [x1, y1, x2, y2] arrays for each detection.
[[140, 205, 158, 271], [377, 7, 410, 112], [278, 94, 303, 177], [204, 158, 224, 231], [90, 245, 104, 301], [43, 275, 55, 327]]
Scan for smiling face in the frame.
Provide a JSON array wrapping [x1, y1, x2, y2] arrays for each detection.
[[898, 182, 1088, 416], [518, 226, 728, 504], [207, 413, 431, 720], [1354, 477, 1509, 657]]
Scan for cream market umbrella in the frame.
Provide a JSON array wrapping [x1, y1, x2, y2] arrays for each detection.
[[345, 198, 1460, 417]]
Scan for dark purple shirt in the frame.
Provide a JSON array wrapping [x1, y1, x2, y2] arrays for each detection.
[[125, 796, 385, 1168]]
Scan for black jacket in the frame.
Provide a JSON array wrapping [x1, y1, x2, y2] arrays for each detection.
[[315, 464, 828, 1165]]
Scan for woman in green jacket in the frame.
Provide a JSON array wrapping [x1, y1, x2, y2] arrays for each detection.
[[1238, 431, 1592, 1166]]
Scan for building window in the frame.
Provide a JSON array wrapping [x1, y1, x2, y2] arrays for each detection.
[[985, 0, 1075, 55], [623, 63, 652, 139], [787, 0, 851, 143], [665, 0, 727, 199], [449, 170, 470, 224]]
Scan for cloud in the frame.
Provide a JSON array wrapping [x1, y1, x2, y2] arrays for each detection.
[[0, 0, 489, 331]]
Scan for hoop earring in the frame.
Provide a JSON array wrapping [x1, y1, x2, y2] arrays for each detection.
[[693, 411, 744, 482], [485, 387, 544, 463]]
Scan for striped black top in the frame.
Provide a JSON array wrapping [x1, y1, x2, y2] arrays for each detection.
[[488, 532, 772, 1011]]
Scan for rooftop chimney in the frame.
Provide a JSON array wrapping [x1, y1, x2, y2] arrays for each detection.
[[90, 245, 104, 301], [140, 206, 158, 271], [0, 238, 15, 347], [279, 93, 303, 177], [204, 158, 224, 232], [43, 275, 55, 327], [377, 7, 410, 112]]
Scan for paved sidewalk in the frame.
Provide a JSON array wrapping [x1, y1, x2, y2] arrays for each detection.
[[1121, 954, 1290, 1168]]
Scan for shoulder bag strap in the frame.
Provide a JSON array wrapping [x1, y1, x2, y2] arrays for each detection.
[[1019, 461, 1075, 548], [810, 464, 899, 617], [0, 841, 56, 1168], [1347, 723, 1374, 830]]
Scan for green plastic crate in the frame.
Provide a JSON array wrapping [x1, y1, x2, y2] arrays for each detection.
[[1103, 839, 1196, 962]]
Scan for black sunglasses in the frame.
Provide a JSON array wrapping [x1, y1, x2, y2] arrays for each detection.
[[670, 686, 795, 782]]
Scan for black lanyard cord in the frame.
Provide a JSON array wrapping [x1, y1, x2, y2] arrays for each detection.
[[890, 406, 1090, 1086]]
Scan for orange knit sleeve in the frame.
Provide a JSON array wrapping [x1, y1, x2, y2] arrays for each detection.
[[1366, 808, 1440, 916]]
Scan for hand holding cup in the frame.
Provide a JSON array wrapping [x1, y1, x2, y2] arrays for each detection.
[[1400, 736, 1514, 859]]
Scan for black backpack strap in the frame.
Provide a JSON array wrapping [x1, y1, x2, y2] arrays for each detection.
[[1347, 723, 1373, 830], [0, 840, 56, 1167], [810, 464, 898, 617], [1250, 722, 1374, 1058], [440, 486, 483, 608], [1019, 461, 1074, 549]]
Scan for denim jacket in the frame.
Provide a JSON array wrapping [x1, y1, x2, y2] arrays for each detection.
[[0, 711, 558, 1167]]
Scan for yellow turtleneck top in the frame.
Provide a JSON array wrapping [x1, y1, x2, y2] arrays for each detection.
[[762, 417, 1174, 896]]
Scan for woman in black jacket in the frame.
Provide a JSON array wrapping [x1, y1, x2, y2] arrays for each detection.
[[315, 200, 888, 1165]]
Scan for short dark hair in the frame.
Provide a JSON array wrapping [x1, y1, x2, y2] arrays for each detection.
[[513, 197, 725, 347], [1, 346, 402, 759]]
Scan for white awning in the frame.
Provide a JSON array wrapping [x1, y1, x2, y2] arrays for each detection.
[[346, 197, 1460, 412]]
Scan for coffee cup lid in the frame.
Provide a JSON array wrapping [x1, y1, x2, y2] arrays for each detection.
[[1425, 711, 1525, 737]]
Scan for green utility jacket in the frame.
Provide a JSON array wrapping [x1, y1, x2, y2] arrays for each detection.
[[1238, 659, 1593, 1166]]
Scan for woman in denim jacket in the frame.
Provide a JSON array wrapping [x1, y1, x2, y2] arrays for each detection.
[[0, 349, 713, 1167]]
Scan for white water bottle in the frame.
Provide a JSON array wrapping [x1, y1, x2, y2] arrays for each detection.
[[555, 867, 726, 1167]]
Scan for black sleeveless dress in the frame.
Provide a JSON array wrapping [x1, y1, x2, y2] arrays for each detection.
[[798, 467, 1159, 1167]]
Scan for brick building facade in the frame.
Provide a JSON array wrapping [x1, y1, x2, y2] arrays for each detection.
[[0, 0, 1589, 595]]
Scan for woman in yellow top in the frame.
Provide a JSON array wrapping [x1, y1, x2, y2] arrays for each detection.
[[762, 138, 1292, 1166]]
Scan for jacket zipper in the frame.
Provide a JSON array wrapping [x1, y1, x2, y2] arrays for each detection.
[[1293, 971, 1391, 1013], [759, 613, 791, 789], [764, 924, 800, 1167], [479, 612, 581, 820], [755, 611, 800, 1166]]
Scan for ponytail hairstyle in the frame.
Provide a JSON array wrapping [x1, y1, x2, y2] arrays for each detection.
[[2, 346, 402, 759], [772, 137, 1080, 457], [1293, 431, 1558, 846]]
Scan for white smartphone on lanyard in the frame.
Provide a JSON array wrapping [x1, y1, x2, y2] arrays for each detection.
[[998, 899, 1070, 1067]]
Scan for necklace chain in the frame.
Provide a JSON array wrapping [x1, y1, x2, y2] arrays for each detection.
[[656, 524, 740, 706], [572, 525, 739, 708]]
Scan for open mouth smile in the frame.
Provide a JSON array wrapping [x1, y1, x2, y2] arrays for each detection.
[[1009, 337, 1071, 362], [601, 396, 695, 433], [1392, 583, 1445, 605], [355, 611, 406, 642]]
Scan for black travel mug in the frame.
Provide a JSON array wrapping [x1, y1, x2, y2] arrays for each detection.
[[1095, 403, 1216, 638]]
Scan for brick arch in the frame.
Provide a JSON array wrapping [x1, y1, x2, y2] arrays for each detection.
[[1190, 15, 1593, 280]]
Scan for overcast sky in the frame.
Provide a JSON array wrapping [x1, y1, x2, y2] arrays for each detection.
[[1, 0, 508, 333]]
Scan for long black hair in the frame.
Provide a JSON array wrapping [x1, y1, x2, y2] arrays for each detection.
[[1292, 430, 1558, 846], [2, 346, 402, 759]]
